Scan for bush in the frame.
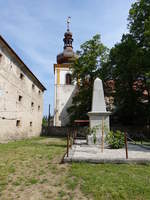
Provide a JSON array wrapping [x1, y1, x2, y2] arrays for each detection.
[[105, 130, 124, 149]]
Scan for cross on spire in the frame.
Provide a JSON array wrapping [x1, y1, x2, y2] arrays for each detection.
[[67, 16, 71, 31]]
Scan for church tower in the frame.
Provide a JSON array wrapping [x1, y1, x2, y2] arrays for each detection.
[[54, 17, 77, 126]]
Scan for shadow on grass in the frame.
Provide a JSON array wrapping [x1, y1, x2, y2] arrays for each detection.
[[45, 144, 66, 148], [40, 135, 66, 139]]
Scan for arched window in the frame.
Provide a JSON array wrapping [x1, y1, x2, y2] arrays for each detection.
[[66, 73, 72, 85]]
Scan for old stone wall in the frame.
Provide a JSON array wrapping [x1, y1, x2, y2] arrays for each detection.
[[0, 41, 44, 142]]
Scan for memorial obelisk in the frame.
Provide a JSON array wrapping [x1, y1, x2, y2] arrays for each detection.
[[88, 78, 111, 145]]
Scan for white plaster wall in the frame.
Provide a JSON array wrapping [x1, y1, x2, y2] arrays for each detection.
[[54, 66, 76, 126], [0, 43, 44, 142], [55, 68, 73, 85], [54, 83, 76, 126]]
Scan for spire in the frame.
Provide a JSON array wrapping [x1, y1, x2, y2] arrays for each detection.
[[67, 16, 71, 32], [57, 17, 76, 64], [63, 16, 73, 49]]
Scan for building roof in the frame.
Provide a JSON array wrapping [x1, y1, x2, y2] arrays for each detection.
[[0, 35, 46, 91]]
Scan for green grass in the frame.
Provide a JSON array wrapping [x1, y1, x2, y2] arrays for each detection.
[[0, 137, 150, 200], [0, 137, 67, 199], [135, 141, 150, 147], [66, 163, 150, 200]]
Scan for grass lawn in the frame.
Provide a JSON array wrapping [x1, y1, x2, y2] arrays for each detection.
[[135, 141, 150, 147], [0, 137, 150, 200]]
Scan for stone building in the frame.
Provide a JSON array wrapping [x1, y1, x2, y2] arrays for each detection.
[[54, 19, 77, 126], [0, 35, 46, 142]]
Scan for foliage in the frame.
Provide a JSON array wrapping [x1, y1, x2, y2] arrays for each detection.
[[108, 34, 147, 124], [128, 0, 150, 48], [67, 34, 109, 124], [42, 116, 48, 127], [102, 0, 150, 125], [105, 130, 124, 149], [87, 125, 100, 144]]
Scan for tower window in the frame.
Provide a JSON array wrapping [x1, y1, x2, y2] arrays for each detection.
[[18, 95, 22, 102], [30, 122, 32, 127], [16, 120, 21, 127], [20, 73, 24, 80], [38, 105, 40, 111], [39, 90, 41, 95], [31, 102, 34, 107], [66, 73, 72, 85]]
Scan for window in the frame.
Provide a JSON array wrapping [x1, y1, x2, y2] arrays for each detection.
[[0, 54, 2, 63], [31, 102, 34, 107], [30, 122, 32, 127], [20, 73, 24, 80], [18, 95, 22, 102], [38, 105, 40, 111], [32, 84, 35, 90], [16, 120, 21, 127], [39, 90, 41, 95], [66, 73, 72, 85]]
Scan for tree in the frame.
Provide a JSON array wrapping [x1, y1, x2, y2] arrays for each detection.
[[128, 0, 150, 48], [104, 0, 150, 125], [67, 34, 109, 124], [108, 34, 146, 124]]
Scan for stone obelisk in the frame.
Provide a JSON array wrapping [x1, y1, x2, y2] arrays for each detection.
[[87, 78, 111, 145]]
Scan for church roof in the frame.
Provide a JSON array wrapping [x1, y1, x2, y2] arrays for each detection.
[[57, 17, 77, 64]]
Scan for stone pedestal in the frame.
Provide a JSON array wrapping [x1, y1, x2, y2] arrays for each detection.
[[87, 112, 111, 145]]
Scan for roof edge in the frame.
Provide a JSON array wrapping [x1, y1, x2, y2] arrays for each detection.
[[0, 35, 46, 91]]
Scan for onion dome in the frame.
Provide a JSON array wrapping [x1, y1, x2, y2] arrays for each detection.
[[57, 17, 77, 64]]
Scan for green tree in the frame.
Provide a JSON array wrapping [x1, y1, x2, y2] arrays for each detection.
[[128, 0, 150, 48], [67, 34, 109, 124], [42, 116, 48, 127], [108, 34, 146, 124], [104, 0, 150, 125]]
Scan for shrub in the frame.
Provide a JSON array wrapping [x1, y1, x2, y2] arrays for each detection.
[[105, 130, 124, 149], [87, 125, 100, 144]]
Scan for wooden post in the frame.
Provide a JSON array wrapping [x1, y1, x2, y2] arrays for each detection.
[[73, 128, 75, 144], [67, 131, 69, 157], [124, 132, 128, 159], [75, 127, 77, 138], [68, 130, 71, 148], [72, 128, 74, 144], [101, 117, 104, 153], [70, 130, 73, 148]]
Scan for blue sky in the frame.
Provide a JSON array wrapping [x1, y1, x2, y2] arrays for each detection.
[[0, 0, 136, 116]]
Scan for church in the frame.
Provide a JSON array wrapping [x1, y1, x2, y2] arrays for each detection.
[[54, 18, 77, 126]]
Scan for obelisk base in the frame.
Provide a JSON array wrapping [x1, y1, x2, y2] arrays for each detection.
[[87, 112, 111, 145]]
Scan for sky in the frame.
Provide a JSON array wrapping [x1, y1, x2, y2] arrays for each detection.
[[0, 0, 136, 116]]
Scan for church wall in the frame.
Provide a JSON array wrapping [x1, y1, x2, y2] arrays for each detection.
[[54, 84, 76, 126], [54, 66, 76, 126], [0, 41, 44, 142], [54, 67, 72, 85]]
